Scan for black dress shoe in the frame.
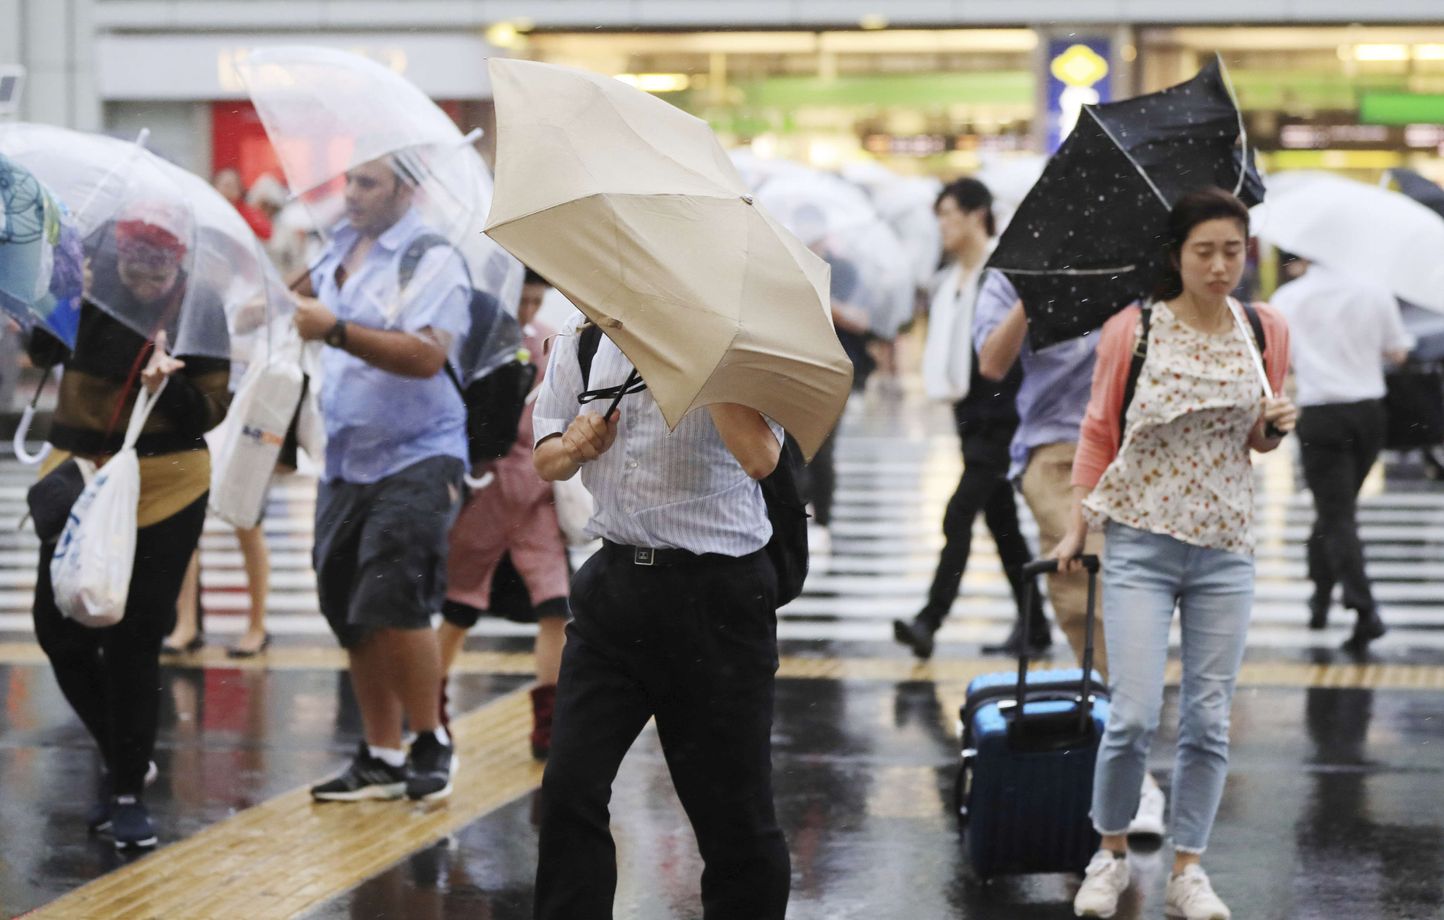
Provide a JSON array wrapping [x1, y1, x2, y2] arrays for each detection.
[[893, 618, 936, 660], [1308, 595, 1330, 630], [1342, 608, 1387, 657]]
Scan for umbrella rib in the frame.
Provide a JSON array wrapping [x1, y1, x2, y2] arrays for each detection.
[[1214, 54, 1251, 197], [1084, 106, 1169, 210], [991, 264, 1139, 276]]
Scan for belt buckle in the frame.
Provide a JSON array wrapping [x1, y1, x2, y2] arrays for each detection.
[[634, 547, 655, 566]]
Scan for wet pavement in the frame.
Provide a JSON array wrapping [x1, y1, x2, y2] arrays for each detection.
[[5, 649, 1441, 919], [3, 390, 1444, 918]]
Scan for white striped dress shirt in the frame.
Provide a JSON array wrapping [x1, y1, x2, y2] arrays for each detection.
[[533, 313, 781, 557]]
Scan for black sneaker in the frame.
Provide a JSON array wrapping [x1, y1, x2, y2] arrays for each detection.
[[311, 742, 407, 801], [111, 796, 157, 850], [406, 731, 456, 802], [893, 617, 936, 660], [89, 761, 159, 834]]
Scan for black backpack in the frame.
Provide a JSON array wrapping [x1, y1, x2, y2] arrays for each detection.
[[576, 323, 809, 605], [1119, 302, 1268, 446], [399, 235, 536, 464]]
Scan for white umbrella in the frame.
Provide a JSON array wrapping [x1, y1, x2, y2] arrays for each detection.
[[0, 123, 288, 360], [752, 168, 915, 338], [1252, 171, 1444, 314], [237, 45, 524, 378], [842, 162, 943, 291]]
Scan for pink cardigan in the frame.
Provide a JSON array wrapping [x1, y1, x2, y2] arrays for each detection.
[[1072, 303, 1291, 490]]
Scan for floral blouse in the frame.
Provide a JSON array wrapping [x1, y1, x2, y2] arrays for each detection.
[[1085, 302, 1263, 555]]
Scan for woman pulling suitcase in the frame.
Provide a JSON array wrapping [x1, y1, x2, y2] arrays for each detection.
[[1052, 189, 1296, 920]]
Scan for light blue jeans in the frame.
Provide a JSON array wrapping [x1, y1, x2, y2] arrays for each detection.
[[1092, 522, 1254, 853]]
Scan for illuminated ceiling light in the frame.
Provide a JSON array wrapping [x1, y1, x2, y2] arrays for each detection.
[[859, 14, 889, 30], [486, 22, 521, 49], [513, 17, 535, 33], [1352, 43, 1409, 62], [1415, 44, 1444, 61], [614, 73, 692, 93]]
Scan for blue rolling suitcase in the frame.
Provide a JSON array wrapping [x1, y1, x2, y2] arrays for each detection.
[[955, 556, 1109, 879]]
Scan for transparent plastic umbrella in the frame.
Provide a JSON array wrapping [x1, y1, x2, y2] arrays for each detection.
[[752, 168, 915, 338], [0, 152, 83, 346], [1253, 171, 1444, 314], [842, 162, 943, 292], [236, 45, 524, 383], [0, 123, 285, 362]]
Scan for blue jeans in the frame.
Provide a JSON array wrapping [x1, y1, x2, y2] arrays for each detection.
[[1092, 522, 1254, 853]]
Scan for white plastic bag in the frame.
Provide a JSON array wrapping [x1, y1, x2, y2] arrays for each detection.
[[552, 474, 595, 546], [208, 356, 304, 528], [50, 382, 166, 628]]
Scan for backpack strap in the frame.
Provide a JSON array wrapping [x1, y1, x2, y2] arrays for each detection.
[[576, 322, 604, 391], [1118, 305, 1153, 449], [397, 232, 468, 399], [398, 233, 452, 291], [1242, 301, 1267, 362]]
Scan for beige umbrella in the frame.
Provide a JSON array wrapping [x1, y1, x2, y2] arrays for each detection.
[[483, 58, 852, 460]]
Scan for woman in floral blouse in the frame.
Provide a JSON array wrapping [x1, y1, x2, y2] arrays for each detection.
[[1056, 189, 1297, 920]]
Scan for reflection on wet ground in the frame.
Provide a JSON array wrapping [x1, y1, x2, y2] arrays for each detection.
[[6, 651, 1432, 919]]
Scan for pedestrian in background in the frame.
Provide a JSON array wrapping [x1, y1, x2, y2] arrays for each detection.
[[1060, 189, 1295, 920], [894, 178, 1045, 660], [438, 269, 569, 759], [1272, 257, 1412, 653]]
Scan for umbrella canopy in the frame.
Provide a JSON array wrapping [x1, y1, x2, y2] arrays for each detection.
[[484, 58, 853, 460], [988, 55, 1263, 349], [751, 167, 916, 338], [842, 162, 943, 292], [0, 152, 82, 347], [0, 123, 282, 360], [1252, 171, 1444, 315], [1385, 168, 1444, 221], [237, 46, 524, 381]]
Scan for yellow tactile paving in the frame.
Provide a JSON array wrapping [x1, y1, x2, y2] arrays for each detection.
[[3, 641, 1444, 691], [27, 688, 544, 920]]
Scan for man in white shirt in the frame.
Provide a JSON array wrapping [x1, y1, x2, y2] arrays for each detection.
[[1272, 258, 1413, 653], [530, 316, 790, 919]]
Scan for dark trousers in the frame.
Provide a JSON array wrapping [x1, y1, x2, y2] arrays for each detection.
[[1298, 400, 1385, 613], [920, 417, 1041, 628], [535, 544, 790, 920], [32, 494, 208, 795], [801, 430, 837, 527]]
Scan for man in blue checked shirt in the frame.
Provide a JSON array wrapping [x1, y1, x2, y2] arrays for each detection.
[[530, 313, 791, 920], [291, 156, 469, 806]]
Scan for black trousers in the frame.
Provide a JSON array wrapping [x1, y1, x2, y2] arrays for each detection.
[[1298, 400, 1385, 613], [535, 544, 790, 920], [801, 430, 837, 527], [32, 493, 208, 796], [920, 416, 1040, 629]]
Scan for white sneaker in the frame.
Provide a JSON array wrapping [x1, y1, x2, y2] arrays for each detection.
[[1128, 772, 1166, 838], [1165, 865, 1230, 920], [1074, 850, 1130, 918]]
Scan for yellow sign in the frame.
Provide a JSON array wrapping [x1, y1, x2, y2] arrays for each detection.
[[1051, 44, 1109, 89]]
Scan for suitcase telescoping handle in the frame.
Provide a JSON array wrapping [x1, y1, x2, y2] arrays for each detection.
[[1016, 556, 1101, 736]]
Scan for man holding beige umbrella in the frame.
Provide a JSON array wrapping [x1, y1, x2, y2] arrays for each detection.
[[484, 58, 852, 919]]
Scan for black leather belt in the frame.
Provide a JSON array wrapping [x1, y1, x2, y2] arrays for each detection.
[[602, 540, 702, 567]]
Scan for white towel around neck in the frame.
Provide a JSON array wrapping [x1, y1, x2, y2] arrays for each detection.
[[922, 260, 987, 402]]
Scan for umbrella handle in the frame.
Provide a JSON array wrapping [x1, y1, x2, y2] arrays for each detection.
[[13, 405, 50, 465], [464, 469, 495, 491]]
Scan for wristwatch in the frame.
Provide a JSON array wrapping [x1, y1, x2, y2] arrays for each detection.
[[323, 319, 348, 349]]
